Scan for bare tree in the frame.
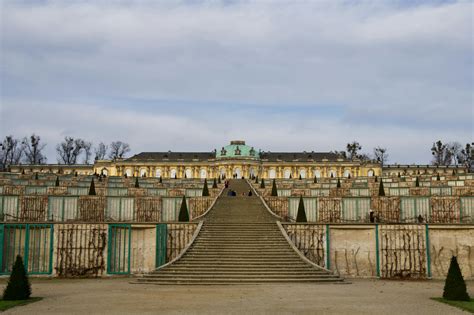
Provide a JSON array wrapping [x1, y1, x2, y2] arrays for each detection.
[[374, 147, 389, 167], [457, 143, 472, 170], [446, 142, 463, 166], [56, 137, 86, 164], [23, 134, 47, 164], [83, 141, 93, 164], [94, 142, 108, 161], [0, 136, 26, 170], [108, 141, 130, 159], [346, 141, 362, 160], [431, 140, 453, 166]]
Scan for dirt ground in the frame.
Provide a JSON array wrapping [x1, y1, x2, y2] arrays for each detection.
[[1, 278, 472, 314]]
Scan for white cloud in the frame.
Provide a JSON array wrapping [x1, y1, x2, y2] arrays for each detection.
[[0, 0, 472, 164]]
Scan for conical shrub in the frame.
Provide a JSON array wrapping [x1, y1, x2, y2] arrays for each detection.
[[313, 176, 317, 184], [202, 179, 209, 196], [124, 173, 127, 178], [255, 176, 259, 184], [437, 173, 441, 181], [88, 179, 96, 195], [443, 256, 470, 301], [34, 173, 38, 180], [3, 255, 31, 300], [299, 174, 302, 180], [178, 196, 190, 222], [135, 177, 140, 188], [55, 176, 60, 187], [21, 169, 25, 175], [212, 178, 218, 189], [271, 179, 278, 196], [218, 176, 221, 184], [296, 196, 307, 222], [375, 175, 378, 182], [159, 176, 162, 183], [415, 177, 420, 187], [337, 178, 341, 188], [378, 180, 385, 197], [260, 179, 265, 189]]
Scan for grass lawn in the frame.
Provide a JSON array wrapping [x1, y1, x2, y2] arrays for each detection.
[[431, 297, 474, 313], [0, 297, 42, 312]]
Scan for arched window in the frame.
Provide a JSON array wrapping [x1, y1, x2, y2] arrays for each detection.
[[155, 169, 162, 178], [299, 169, 306, 179], [343, 169, 351, 178], [125, 169, 132, 177], [170, 169, 177, 178], [314, 169, 321, 178], [140, 169, 147, 177], [269, 169, 276, 179], [284, 169, 292, 179], [329, 170, 337, 178], [185, 169, 193, 179], [367, 170, 374, 177], [200, 169, 207, 179], [234, 168, 242, 179]]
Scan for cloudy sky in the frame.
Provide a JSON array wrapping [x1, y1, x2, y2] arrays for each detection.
[[0, 0, 472, 164]]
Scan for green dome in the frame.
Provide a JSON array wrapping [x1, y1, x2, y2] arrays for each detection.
[[216, 141, 259, 160]]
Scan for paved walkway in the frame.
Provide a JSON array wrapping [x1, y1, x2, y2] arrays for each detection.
[[3, 278, 472, 314]]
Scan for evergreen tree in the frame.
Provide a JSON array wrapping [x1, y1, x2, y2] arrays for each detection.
[[255, 176, 259, 184], [21, 169, 25, 175], [330, 173, 334, 178], [378, 179, 385, 197], [271, 179, 278, 196], [296, 196, 307, 222], [398, 172, 401, 178], [34, 172, 38, 180], [443, 256, 470, 301], [212, 178, 218, 188], [178, 196, 190, 222], [159, 176, 162, 183], [437, 173, 441, 181], [88, 178, 96, 195], [55, 176, 60, 187], [260, 179, 265, 189], [2, 255, 31, 300], [289, 173, 292, 179], [299, 174, 302, 180], [313, 176, 317, 184], [415, 176, 420, 187], [218, 176, 221, 184], [202, 178, 210, 196], [184, 173, 187, 179], [75, 172, 78, 177], [124, 173, 127, 178], [452, 169, 456, 176], [135, 177, 140, 188], [348, 173, 351, 179], [375, 175, 378, 182], [337, 178, 341, 188]]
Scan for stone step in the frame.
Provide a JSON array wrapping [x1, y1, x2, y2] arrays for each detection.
[[134, 277, 343, 284]]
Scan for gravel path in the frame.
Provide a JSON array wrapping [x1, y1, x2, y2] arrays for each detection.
[[1, 278, 472, 314]]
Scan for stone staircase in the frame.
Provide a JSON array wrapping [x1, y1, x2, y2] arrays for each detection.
[[135, 179, 343, 284]]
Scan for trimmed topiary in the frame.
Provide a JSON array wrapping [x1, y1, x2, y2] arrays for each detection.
[[124, 173, 127, 178], [375, 176, 378, 182], [21, 169, 25, 175], [34, 173, 39, 180], [260, 179, 265, 189], [271, 179, 278, 196], [88, 179, 96, 195], [218, 176, 221, 184], [255, 176, 259, 184], [452, 169, 456, 176], [299, 174, 302, 180], [330, 173, 334, 178], [159, 176, 162, 183], [378, 179, 385, 197], [178, 196, 190, 222], [336, 178, 341, 188], [437, 173, 441, 181], [202, 178, 210, 196], [212, 178, 218, 189], [314, 176, 317, 184], [289, 173, 292, 179], [415, 176, 420, 187], [55, 176, 60, 187], [135, 177, 140, 188], [3, 255, 31, 301], [348, 173, 351, 179], [296, 196, 307, 223], [443, 256, 470, 301]]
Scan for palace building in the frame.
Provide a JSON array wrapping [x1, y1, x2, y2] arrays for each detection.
[[10, 140, 468, 178]]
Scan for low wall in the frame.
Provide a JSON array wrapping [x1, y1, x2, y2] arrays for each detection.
[[281, 223, 474, 280], [0, 222, 199, 277]]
